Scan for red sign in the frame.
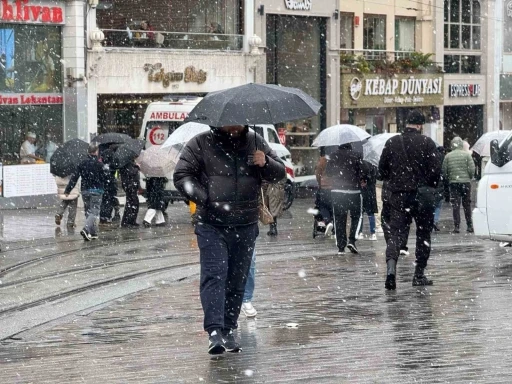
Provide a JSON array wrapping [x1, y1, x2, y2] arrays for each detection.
[[278, 128, 287, 146], [149, 126, 166, 145], [0, 93, 63, 105], [149, 111, 188, 121], [0, 0, 64, 24]]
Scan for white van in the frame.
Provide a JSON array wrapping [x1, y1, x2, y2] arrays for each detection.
[[139, 96, 203, 147], [138, 103, 296, 209], [473, 131, 512, 243]]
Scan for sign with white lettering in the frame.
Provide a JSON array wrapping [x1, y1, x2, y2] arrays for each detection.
[[0, 0, 65, 25], [284, 0, 312, 11], [0, 93, 63, 105], [341, 74, 444, 109], [448, 84, 481, 98], [149, 111, 188, 121]]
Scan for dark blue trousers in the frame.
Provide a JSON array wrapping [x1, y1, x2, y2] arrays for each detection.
[[195, 222, 259, 332]]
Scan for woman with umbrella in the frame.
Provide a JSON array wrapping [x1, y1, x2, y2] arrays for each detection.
[[143, 177, 167, 227]]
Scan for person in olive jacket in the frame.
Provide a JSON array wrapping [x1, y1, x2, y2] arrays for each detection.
[[442, 136, 476, 233], [173, 125, 285, 355]]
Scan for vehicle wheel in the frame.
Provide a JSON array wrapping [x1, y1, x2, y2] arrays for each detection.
[[283, 181, 295, 211]]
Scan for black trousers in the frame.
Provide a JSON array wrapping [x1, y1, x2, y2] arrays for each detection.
[[122, 187, 139, 225], [146, 178, 166, 211], [315, 189, 332, 224], [381, 200, 410, 251], [195, 222, 258, 332], [385, 191, 434, 269], [449, 183, 472, 228], [100, 188, 117, 222], [331, 191, 362, 251]]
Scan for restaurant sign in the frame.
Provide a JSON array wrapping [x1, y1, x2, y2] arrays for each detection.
[[0, 0, 65, 24], [0, 93, 63, 105], [144, 63, 207, 88], [341, 73, 444, 109]]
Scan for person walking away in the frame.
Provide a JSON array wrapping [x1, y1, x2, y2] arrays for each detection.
[[241, 249, 257, 317], [174, 125, 285, 354], [120, 160, 140, 228], [442, 136, 475, 233], [100, 144, 120, 226], [64, 144, 106, 241], [325, 143, 366, 255], [379, 110, 441, 290], [314, 149, 334, 236], [262, 177, 286, 236], [359, 160, 378, 241], [54, 175, 79, 228], [433, 146, 448, 231], [143, 177, 167, 227]]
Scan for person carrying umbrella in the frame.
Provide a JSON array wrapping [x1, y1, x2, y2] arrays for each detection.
[[64, 144, 106, 241], [379, 110, 441, 290], [120, 159, 141, 228], [325, 143, 367, 255], [54, 175, 80, 229], [143, 176, 167, 227], [99, 144, 121, 226], [174, 125, 285, 354], [442, 137, 475, 233]]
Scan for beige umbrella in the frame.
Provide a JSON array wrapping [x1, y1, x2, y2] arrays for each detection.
[[137, 145, 175, 177]]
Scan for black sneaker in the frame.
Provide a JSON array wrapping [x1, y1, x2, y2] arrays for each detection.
[[385, 274, 396, 290], [55, 214, 62, 226], [347, 244, 358, 254], [452, 228, 460, 234], [412, 275, 433, 286], [223, 329, 242, 353], [80, 229, 92, 242], [467, 227, 474, 233], [208, 329, 226, 355], [337, 248, 345, 255]]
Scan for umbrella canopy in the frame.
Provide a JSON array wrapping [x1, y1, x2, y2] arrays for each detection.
[[138, 145, 176, 177], [312, 124, 370, 147], [50, 138, 89, 177], [161, 122, 210, 149], [471, 130, 512, 156], [92, 132, 133, 145], [185, 83, 322, 126], [363, 133, 400, 167], [112, 139, 145, 169]]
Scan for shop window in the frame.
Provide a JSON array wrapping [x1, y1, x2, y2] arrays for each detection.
[[444, 54, 480, 73], [340, 13, 354, 50], [0, 105, 63, 164], [363, 15, 386, 60], [97, 0, 243, 49], [395, 18, 415, 58], [444, 0, 481, 50], [0, 25, 62, 93]]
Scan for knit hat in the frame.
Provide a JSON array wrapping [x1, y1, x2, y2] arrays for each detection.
[[406, 110, 426, 125], [27, 132, 37, 139]]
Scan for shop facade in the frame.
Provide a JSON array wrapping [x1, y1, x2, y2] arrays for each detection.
[[340, 73, 444, 142], [88, 0, 264, 139], [254, 0, 340, 175], [443, 76, 485, 145]]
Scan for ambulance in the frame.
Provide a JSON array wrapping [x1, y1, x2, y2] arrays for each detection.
[[473, 131, 512, 244]]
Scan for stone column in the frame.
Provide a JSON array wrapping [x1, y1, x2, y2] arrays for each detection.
[[63, 0, 88, 141]]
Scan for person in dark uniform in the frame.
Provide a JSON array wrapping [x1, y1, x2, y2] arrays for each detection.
[[325, 143, 366, 255], [120, 160, 140, 228], [99, 144, 120, 226], [379, 110, 442, 290]]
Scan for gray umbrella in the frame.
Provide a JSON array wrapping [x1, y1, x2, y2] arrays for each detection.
[[92, 132, 133, 145], [185, 83, 322, 126], [50, 138, 89, 177], [112, 139, 145, 169]]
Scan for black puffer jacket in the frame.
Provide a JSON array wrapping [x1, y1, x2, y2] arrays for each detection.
[[65, 155, 106, 194], [325, 146, 366, 191], [174, 129, 285, 226]]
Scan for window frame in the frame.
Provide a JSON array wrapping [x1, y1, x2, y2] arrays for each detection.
[[444, 0, 481, 50], [340, 12, 354, 50], [363, 14, 387, 51], [395, 17, 416, 52]]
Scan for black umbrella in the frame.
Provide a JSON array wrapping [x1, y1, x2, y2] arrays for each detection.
[[112, 139, 145, 169], [92, 132, 133, 145], [50, 138, 89, 177], [185, 83, 322, 126]]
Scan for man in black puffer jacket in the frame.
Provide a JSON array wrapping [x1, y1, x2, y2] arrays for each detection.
[[174, 125, 284, 355]]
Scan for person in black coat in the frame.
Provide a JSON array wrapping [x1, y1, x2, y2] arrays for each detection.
[[120, 160, 140, 228], [359, 160, 378, 240], [143, 177, 167, 227], [379, 110, 442, 290], [325, 143, 367, 255], [174, 125, 284, 354], [99, 144, 120, 225]]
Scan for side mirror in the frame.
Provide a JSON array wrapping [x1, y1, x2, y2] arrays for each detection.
[[490, 139, 502, 166]]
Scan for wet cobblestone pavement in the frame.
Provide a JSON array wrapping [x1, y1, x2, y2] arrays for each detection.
[[1, 200, 512, 383]]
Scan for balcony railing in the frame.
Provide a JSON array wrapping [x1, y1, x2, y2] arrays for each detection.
[[101, 29, 244, 51], [339, 48, 416, 61]]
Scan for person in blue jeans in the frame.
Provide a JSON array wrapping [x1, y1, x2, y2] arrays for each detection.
[[242, 250, 257, 317], [65, 144, 106, 241]]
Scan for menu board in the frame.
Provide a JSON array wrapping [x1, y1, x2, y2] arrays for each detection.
[[2, 164, 57, 198]]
